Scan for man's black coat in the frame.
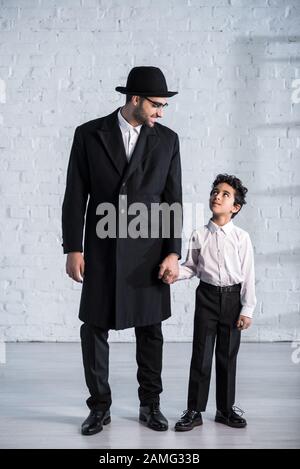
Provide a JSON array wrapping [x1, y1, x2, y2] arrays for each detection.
[[62, 108, 182, 330]]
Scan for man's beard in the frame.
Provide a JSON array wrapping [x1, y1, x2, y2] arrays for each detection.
[[132, 103, 154, 128]]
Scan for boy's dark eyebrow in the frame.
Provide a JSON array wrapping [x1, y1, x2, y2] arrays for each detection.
[[213, 189, 232, 195]]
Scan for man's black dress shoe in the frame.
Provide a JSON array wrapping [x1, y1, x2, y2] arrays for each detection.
[[175, 410, 203, 432], [139, 403, 168, 431], [215, 406, 247, 428], [81, 409, 111, 435]]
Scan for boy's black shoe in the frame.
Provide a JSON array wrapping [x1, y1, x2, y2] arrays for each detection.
[[139, 403, 168, 431], [215, 406, 247, 428], [175, 410, 203, 432], [81, 409, 111, 435]]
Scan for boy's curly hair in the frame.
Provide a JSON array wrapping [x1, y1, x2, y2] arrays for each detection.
[[211, 174, 248, 218]]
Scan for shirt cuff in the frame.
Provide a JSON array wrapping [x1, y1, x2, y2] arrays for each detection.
[[178, 265, 196, 280], [240, 305, 254, 318]]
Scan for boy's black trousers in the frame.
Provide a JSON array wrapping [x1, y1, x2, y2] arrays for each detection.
[[187, 281, 242, 413]]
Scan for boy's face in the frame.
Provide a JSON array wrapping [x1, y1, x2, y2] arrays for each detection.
[[209, 182, 240, 218]]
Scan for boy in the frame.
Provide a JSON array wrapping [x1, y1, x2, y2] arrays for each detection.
[[163, 174, 256, 430]]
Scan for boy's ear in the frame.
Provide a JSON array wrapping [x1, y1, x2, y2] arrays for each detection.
[[232, 203, 241, 214]]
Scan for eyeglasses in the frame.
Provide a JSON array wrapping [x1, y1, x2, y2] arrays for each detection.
[[144, 97, 169, 110]]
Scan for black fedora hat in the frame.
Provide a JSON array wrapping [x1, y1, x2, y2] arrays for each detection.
[[115, 66, 178, 97]]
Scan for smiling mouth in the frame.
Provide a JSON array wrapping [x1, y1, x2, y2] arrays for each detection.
[[212, 202, 221, 206]]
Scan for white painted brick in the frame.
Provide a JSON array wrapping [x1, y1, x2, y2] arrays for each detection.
[[259, 206, 280, 219], [278, 230, 300, 246], [1, 0, 299, 341], [1, 312, 26, 325], [9, 206, 29, 219]]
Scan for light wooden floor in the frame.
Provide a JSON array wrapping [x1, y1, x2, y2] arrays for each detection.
[[0, 342, 299, 449]]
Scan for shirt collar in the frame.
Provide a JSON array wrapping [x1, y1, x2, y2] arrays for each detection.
[[208, 218, 234, 235], [118, 108, 142, 135]]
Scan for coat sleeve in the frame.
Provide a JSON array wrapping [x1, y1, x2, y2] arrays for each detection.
[[61, 126, 90, 254], [161, 133, 183, 260]]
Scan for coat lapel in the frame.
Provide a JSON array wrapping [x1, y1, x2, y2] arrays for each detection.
[[96, 108, 160, 180], [96, 108, 128, 177], [123, 124, 160, 182]]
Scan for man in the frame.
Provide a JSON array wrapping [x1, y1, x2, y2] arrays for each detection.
[[62, 66, 182, 435]]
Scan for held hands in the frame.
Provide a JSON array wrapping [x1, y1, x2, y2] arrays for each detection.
[[236, 315, 252, 331], [66, 252, 85, 283], [66, 252, 179, 285], [158, 254, 179, 285]]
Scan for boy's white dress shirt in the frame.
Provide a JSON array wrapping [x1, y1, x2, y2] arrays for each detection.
[[178, 219, 256, 318]]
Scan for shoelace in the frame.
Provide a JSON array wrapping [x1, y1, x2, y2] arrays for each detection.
[[181, 409, 197, 418], [231, 405, 245, 417]]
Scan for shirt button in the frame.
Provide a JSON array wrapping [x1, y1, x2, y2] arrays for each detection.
[[121, 195, 126, 200], [120, 209, 125, 214]]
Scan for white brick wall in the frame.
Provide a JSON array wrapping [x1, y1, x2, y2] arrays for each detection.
[[0, 0, 299, 342]]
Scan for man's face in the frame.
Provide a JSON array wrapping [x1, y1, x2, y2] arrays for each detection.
[[133, 96, 168, 128], [209, 182, 240, 217]]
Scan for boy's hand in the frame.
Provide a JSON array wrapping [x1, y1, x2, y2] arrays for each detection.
[[162, 269, 175, 284], [236, 315, 252, 331], [158, 254, 179, 284]]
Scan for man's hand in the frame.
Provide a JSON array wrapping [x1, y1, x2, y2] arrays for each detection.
[[236, 315, 252, 331], [158, 253, 179, 284], [66, 252, 85, 283]]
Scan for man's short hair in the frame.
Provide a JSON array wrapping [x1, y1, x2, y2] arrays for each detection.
[[125, 95, 145, 104]]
